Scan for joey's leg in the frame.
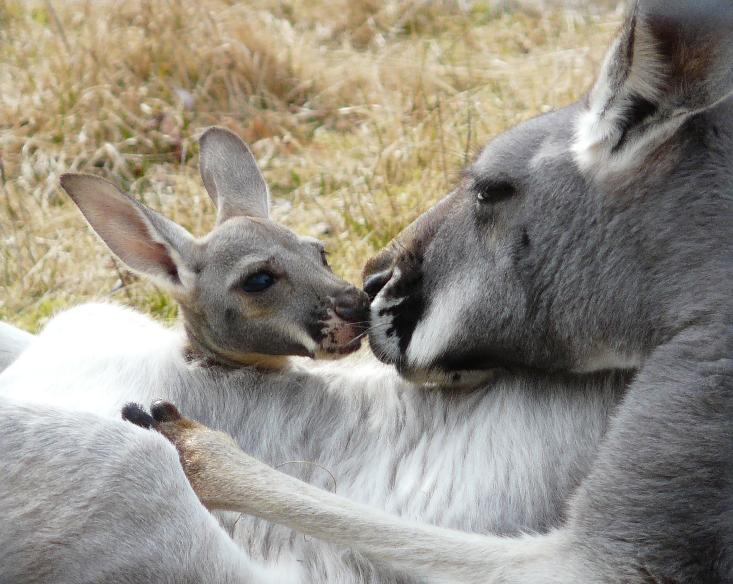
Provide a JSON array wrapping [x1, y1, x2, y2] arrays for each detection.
[[0, 398, 298, 584]]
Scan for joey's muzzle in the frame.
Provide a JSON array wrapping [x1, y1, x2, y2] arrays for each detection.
[[314, 286, 370, 357]]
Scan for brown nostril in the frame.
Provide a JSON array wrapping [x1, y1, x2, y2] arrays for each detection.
[[363, 269, 392, 301], [333, 289, 370, 323]]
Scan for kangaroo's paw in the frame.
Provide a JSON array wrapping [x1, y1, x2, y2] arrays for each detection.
[[122, 400, 242, 508]]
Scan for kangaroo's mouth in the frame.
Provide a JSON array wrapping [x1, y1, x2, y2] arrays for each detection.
[[313, 309, 368, 359]]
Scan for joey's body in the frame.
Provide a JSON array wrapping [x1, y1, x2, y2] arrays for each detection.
[[1, 303, 625, 583]]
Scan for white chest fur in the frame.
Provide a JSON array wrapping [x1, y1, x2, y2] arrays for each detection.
[[0, 303, 625, 583]]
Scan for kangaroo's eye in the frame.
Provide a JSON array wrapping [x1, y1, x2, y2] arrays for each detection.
[[474, 179, 516, 205], [240, 271, 276, 293]]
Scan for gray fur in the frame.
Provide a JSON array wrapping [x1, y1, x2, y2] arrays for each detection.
[[199, 126, 271, 222], [0, 398, 280, 584], [0, 124, 625, 583], [0, 321, 32, 373]]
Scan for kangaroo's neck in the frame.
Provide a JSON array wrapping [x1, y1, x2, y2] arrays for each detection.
[[182, 324, 292, 371]]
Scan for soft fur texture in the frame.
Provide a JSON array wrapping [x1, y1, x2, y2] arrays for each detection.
[[0, 303, 625, 583], [0, 397, 293, 584], [360, 0, 733, 580]]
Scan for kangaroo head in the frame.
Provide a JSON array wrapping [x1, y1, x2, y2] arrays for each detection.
[[364, 0, 733, 385], [60, 127, 369, 367]]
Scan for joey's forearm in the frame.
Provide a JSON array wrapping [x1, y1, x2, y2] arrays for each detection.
[[202, 443, 570, 584]]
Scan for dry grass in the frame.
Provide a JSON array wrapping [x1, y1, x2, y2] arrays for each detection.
[[0, 0, 623, 331]]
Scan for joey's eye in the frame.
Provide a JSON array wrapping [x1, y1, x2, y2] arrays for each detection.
[[474, 180, 516, 204], [240, 271, 275, 293]]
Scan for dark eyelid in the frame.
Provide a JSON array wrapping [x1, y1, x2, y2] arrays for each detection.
[[238, 270, 276, 294], [230, 260, 280, 291], [472, 177, 516, 204]]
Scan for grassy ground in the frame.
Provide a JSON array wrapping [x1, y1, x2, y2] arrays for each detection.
[[0, 0, 622, 332]]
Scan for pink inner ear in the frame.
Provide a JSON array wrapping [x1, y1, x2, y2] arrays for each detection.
[[130, 239, 180, 284], [86, 198, 179, 284], [159, 248, 180, 283]]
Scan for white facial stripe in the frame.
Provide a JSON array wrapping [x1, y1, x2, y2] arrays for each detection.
[[573, 348, 642, 374], [368, 269, 404, 363], [279, 321, 317, 354], [371, 295, 404, 312], [406, 279, 478, 370]]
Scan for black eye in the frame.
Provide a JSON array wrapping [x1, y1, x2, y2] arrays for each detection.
[[474, 179, 516, 204], [240, 271, 275, 293]]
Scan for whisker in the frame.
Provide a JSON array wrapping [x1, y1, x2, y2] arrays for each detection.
[[363, 322, 393, 333], [350, 322, 392, 343]]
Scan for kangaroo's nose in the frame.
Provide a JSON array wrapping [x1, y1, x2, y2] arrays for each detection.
[[333, 288, 370, 323], [363, 269, 393, 301]]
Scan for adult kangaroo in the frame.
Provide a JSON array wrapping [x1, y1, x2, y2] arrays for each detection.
[[1, 0, 731, 583]]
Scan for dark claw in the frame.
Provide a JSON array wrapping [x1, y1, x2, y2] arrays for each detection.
[[150, 400, 182, 423], [121, 402, 156, 429]]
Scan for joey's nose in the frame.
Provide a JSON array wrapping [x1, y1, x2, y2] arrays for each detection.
[[333, 288, 370, 323], [363, 269, 393, 301]]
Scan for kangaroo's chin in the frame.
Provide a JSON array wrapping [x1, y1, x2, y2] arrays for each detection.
[[367, 329, 496, 387], [395, 364, 497, 388]]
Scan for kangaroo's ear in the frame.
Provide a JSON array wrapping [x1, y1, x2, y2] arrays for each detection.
[[198, 127, 270, 224], [60, 174, 196, 292], [573, 0, 733, 174]]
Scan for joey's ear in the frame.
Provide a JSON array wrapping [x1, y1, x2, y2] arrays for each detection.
[[198, 127, 270, 223], [60, 174, 196, 292], [573, 0, 733, 173]]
